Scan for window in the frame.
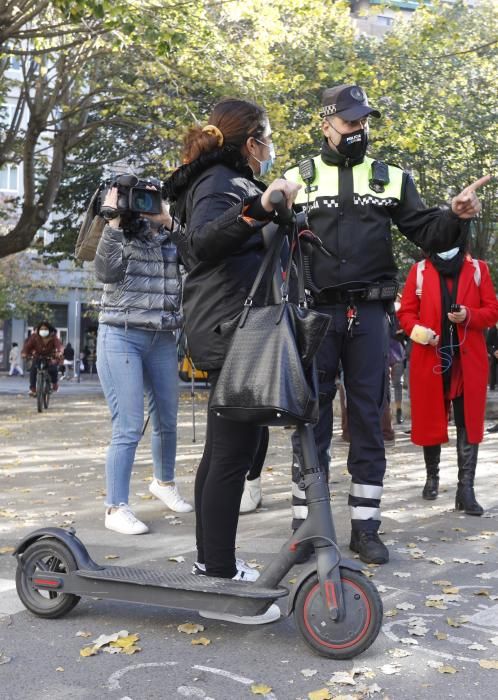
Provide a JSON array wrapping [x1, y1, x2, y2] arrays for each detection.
[[377, 15, 394, 26], [0, 164, 19, 191]]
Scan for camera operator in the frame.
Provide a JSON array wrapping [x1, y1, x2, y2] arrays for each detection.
[[94, 182, 192, 536], [285, 84, 491, 565]]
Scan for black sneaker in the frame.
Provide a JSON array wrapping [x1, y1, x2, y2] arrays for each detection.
[[349, 530, 389, 565]]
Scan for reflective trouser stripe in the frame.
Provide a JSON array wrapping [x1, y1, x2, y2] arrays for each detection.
[[292, 482, 305, 499], [350, 483, 383, 500], [350, 506, 381, 521], [292, 505, 308, 520]]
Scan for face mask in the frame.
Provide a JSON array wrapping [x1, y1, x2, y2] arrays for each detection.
[[330, 123, 368, 160], [437, 247, 460, 261], [39, 329, 49, 337], [254, 140, 276, 176]]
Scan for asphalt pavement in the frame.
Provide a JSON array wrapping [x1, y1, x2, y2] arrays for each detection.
[[1, 375, 498, 700]]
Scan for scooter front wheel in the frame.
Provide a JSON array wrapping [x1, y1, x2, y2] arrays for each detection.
[[16, 539, 80, 618], [294, 568, 382, 659]]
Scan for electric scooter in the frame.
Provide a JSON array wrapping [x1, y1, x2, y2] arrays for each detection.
[[14, 194, 383, 660]]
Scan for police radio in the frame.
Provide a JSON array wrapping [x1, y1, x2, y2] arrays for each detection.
[[298, 157, 317, 193]]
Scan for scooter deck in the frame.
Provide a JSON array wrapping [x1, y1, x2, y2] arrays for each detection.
[[77, 566, 289, 600]]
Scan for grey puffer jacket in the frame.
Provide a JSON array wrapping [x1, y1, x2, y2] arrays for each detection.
[[94, 224, 183, 331]]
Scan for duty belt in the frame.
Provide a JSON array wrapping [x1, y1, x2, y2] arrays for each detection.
[[314, 281, 399, 306]]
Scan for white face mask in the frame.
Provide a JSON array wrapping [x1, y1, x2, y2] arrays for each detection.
[[437, 247, 460, 261], [39, 329, 49, 337]]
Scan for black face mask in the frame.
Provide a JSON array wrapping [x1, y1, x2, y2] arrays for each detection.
[[331, 124, 368, 160]]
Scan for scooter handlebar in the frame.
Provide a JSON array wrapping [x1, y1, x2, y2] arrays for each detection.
[[269, 190, 295, 225]]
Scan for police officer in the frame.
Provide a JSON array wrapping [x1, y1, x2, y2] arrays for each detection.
[[285, 84, 490, 565]]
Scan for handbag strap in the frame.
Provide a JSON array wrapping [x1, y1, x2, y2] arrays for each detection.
[[244, 228, 286, 307]]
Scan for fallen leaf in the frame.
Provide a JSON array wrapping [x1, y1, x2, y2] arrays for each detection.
[[389, 648, 412, 658], [139, 494, 154, 500], [479, 659, 498, 670], [328, 671, 355, 685], [428, 557, 445, 565], [468, 643, 487, 651], [301, 669, 318, 677], [393, 572, 411, 578], [80, 646, 98, 657], [251, 683, 273, 695], [191, 637, 211, 646], [400, 638, 418, 646], [105, 554, 119, 560], [447, 617, 467, 628], [435, 632, 448, 640], [384, 609, 398, 617], [396, 602, 415, 611], [76, 630, 92, 638], [490, 637, 498, 647], [168, 556, 185, 563], [0, 653, 11, 665], [308, 689, 332, 700], [438, 666, 457, 674], [178, 622, 205, 635], [121, 645, 141, 655], [92, 630, 129, 649], [380, 664, 401, 675], [288, 577, 297, 584], [442, 586, 459, 594], [0, 546, 15, 555], [109, 633, 140, 649], [474, 590, 490, 597]]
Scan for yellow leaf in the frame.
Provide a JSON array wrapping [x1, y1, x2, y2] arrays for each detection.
[[438, 666, 457, 674], [0, 546, 15, 555], [191, 637, 211, 646], [442, 586, 459, 594], [479, 659, 498, 670], [122, 645, 141, 655], [474, 590, 490, 597], [105, 554, 119, 560], [447, 617, 464, 628], [384, 609, 398, 617], [109, 633, 140, 648], [251, 684, 273, 695], [178, 622, 205, 634], [435, 632, 448, 640], [80, 646, 98, 657], [308, 690, 332, 700], [140, 494, 154, 500]]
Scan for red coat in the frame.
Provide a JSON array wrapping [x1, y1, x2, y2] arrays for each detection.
[[397, 257, 498, 445]]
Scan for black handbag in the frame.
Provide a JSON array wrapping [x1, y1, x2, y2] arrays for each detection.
[[210, 225, 331, 426]]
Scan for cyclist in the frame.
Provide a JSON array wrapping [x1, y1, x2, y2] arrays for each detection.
[[21, 321, 63, 397]]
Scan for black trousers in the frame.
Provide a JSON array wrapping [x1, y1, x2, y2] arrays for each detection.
[[29, 362, 58, 390], [195, 371, 265, 578], [489, 356, 498, 390], [291, 302, 388, 533]]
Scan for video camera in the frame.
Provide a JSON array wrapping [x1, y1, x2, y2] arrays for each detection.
[[99, 174, 163, 235]]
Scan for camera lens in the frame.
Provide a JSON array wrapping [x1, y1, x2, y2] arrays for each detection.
[[133, 191, 154, 212]]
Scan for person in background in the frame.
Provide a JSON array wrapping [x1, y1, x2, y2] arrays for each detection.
[[95, 184, 192, 536], [8, 342, 23, 376], [62, 342, 75, 380], [21, 321, 62, 395], [486, 322, 498, 391], [397, 245, 498, 514], [389, 313, 407, 425]]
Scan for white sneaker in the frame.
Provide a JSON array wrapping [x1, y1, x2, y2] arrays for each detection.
[[199, 603, 281, 625], [105, 505, 149, 535], [239, 477, 262, 513], [192, 559, 260, 582], [149, 479, 193, 513]]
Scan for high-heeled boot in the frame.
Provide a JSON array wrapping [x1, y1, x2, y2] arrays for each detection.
[[455, 426, 483, 516], [422, 445, 440, 500]]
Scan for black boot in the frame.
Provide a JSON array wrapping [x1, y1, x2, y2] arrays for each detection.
[[349, 528, 389, 565], [455, 426, 483, 516], [396, 408, 404, 424], [422, 445, 440, 500]]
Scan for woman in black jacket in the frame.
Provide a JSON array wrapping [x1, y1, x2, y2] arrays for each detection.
[[164, 98, 299, 624]]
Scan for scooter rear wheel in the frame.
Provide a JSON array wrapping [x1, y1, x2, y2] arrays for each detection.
[[16, 539, 80, 618], [294, 568, 382, 659]]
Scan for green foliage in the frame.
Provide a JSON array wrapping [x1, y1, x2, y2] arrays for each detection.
[[1, 0, 497, 289]]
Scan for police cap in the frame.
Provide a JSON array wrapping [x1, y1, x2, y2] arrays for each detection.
[[319, 85, 381, 121]]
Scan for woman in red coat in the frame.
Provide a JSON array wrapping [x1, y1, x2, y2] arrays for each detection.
[[398, 246, 498, 515]]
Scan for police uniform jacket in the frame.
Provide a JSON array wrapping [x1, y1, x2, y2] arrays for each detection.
[[285, 141, 467, 295]]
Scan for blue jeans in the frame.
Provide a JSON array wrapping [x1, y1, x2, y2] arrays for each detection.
[[97, 324, 179, 506]]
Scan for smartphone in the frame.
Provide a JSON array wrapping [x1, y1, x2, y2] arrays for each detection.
[[450, 304, 461, 313]]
